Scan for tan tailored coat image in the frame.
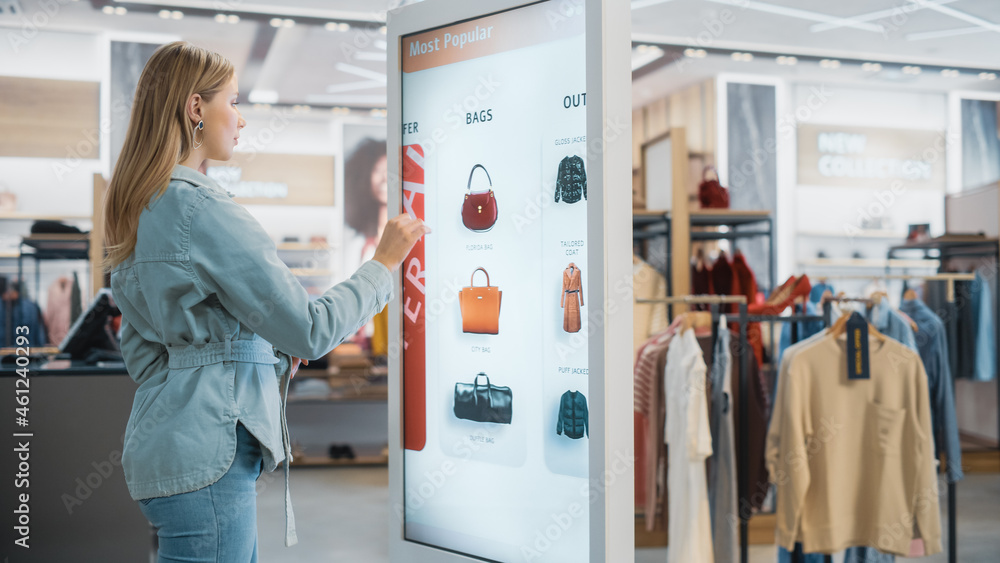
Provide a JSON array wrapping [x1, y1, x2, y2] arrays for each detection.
[[561, 263, 584, 333]]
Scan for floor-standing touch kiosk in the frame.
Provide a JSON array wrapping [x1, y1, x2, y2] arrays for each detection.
[[387, 1, 632, 561]]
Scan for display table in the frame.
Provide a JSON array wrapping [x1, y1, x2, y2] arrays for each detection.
[[0, 365, 150, 562]]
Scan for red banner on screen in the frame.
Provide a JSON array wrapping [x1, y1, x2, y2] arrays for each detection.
[[401, 144, 426, 451]]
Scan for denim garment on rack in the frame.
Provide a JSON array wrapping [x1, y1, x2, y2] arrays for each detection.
[[775, 283, 832, 368], [900, 298, 964, 482], [971, 271, 996, 381], [0, 297, 47, 347], [809, 282, 834, 304], [775, 298, 825, 394], [844, 546, 895, 563], [928, 279, 976, 380], [777, 543, 823, 563], [777, 544, 894, 562], [871, 300, 917, 351]]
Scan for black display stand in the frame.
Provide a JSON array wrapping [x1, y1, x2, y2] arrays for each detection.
[[633, 210, 776, 320]]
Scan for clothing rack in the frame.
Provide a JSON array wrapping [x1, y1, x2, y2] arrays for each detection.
[[815, 272, 973, 563], [635, 294, 748, 306], [638, 294, 825, 563], [819, 295, 874, 328], [888, 238, 1000, 477], [650, 272, 974, 561]]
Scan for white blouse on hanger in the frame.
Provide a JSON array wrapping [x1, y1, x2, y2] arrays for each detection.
[[664, 328, 714, 563]]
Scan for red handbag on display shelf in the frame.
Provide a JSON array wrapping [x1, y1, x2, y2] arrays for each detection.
[[698, 166, 730, 209], [461, 164, 498, 232]]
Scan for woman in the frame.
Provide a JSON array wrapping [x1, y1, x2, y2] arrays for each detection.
[[103, 42, 427, 561]]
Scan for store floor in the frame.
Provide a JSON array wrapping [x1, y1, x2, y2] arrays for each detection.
[[257, 467, 1000, 562]]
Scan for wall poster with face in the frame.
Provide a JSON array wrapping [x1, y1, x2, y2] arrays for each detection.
[[343, 123, 390, 274], [342, 123, 390, 354]]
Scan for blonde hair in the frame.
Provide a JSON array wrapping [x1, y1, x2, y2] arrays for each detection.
[[103, 41, 234, 271]]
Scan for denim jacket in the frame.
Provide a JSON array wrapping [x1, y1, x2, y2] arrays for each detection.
[[111, 165, 392, 545], [899, 298, 964, 483]]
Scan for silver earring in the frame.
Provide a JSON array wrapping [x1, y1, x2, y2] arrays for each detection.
[[193, 120, 204, 149]]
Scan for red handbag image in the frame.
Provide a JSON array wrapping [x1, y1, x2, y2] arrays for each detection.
[[461, 164, 498, 232]]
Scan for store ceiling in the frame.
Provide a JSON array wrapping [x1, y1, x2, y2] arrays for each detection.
[[1, 0, 999, 110], [632, 0, 1000, 106]]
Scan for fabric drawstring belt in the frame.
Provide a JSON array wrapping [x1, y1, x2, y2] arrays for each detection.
[[165, 338, 278, 369], [278, 366, 297, 546], [164, 336, 298, 546]]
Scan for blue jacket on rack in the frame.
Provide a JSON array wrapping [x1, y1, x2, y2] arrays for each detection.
[[0, 297, 47, 347], [899, 297, 964, 483]]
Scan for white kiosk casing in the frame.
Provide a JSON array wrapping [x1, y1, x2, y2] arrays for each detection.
[[387, 1, 632, 561]]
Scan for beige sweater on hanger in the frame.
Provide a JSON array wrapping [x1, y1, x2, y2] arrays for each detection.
[[766, 334, 941, 556]]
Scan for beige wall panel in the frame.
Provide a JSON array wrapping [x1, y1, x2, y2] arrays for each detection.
[[0, 77, 100, 159], [632, 109, 645, 170], [91, 173, 107, 297], [670, 128, 690, 313], [644, 98, 669, 140], [207, 153, 336, 206]]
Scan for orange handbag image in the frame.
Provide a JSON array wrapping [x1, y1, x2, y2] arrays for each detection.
[[459, 267, 502, 334]]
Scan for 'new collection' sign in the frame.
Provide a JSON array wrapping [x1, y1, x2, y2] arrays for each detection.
[[797, 124, 946, 190]]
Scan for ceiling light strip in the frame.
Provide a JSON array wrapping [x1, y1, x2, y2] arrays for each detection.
[[632, 41, 1000, 76], [906, 26, 990, 41], [912, 0, 1000, 33], [809, 0, 957, 33], [703, 0, 883, 33], [113, 0, 386, 23], [630, 0, 678, 9]]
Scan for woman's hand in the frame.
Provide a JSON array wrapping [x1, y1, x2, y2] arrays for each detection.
[[372, 214, 431, 272], [290, 357, 308, 379]]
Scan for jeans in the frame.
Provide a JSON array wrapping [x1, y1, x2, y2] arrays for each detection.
[[139, 423, 264, 562]]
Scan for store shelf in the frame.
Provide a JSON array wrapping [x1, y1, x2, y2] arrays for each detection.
[[277, 242, 334, 251], [287, 390, 388, 403], [888, 236, 1000, 254], [632, 211, 669, 233], [289, 454, 388, 467], [293, 366, 383, 379], [798, 258, 940, 269], [22, 233, 89, 253], [634, 209, 774, 228], [798, 230, 908, 240], [292, 367, 334, 379], [0, 213, 92, 221], [689, 209, 772, 227], [691, 230, 770, 241], [289, 268, 334, 277]]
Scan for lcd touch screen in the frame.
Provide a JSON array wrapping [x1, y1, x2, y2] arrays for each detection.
[[399, 2, 589, 561]]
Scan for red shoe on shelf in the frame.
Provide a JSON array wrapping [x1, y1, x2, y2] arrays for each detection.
[[748, 275, 812, 316], [748, 275, 795, 312]]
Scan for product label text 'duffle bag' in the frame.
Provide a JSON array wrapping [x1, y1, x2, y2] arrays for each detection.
[[461, 164, 498, 232], [454, 373, 512, 424], [459, 267, 501, 334]]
